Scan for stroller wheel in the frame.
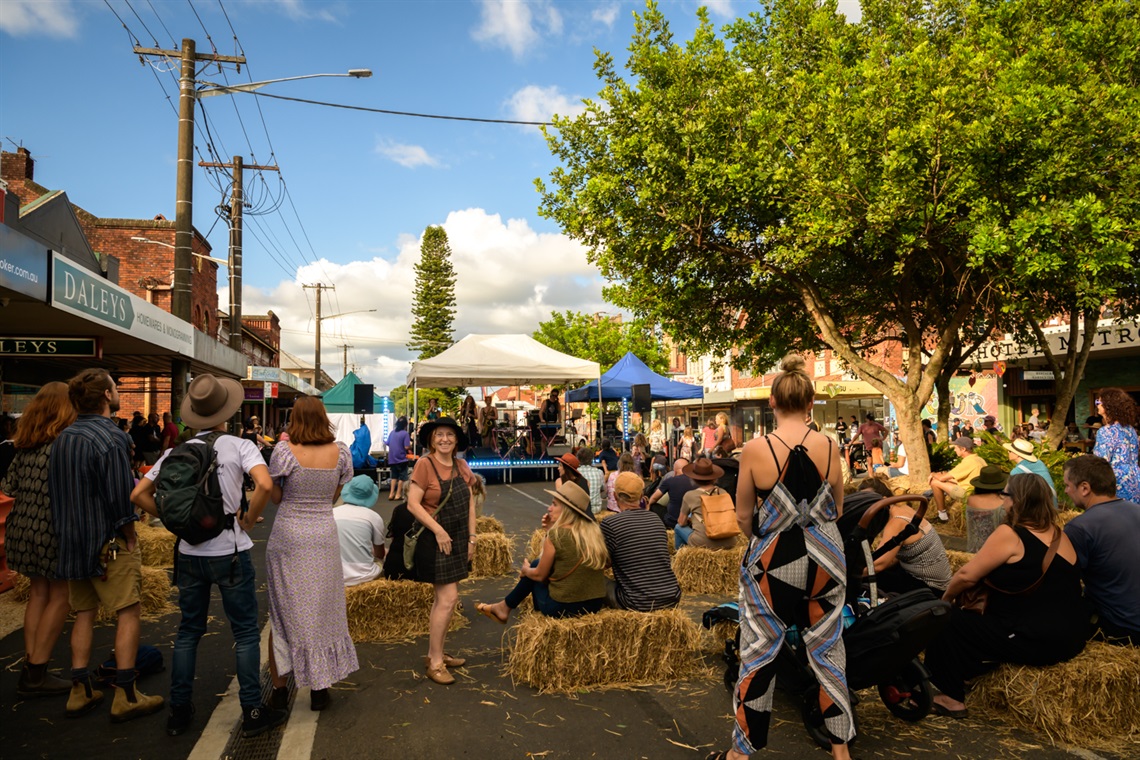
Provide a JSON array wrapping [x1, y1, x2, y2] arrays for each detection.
[[877, 660, 934, 722], [800, 686, 859, 751]]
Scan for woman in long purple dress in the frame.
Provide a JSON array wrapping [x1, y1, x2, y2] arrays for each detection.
[[266, 396, 358, 711]]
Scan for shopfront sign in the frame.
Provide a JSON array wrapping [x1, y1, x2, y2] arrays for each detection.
[[0, 336, 100, 357], [265, 382, 278, 399], [1023, 370, 1058, 380], [0, 224, 49, 300], [51, 253, 194, 356], [244, 387, 264, 401], [977, 319, 1140, 362]]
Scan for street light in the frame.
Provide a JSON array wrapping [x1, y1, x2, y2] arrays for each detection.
[[197, 69, 373, 98], [131, 236, 228, 266]]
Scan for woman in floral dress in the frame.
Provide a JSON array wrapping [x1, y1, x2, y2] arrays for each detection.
[[266, 396, 357, 711], [1092, 388, 1139, 503]]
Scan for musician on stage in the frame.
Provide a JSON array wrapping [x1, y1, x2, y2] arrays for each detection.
[[541, 390, 561, 424], [479, 396, 498, 445], [461, 394, 480, 448]]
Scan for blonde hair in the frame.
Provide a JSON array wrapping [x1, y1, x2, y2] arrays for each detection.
[[715, 412, 729, 427], [651, 418, 663, 432], [771, 354, 814, 413], [549, 509, 608, 570]]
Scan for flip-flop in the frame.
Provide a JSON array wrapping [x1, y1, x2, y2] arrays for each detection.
[[475, 602, 507, 625], [932, 702, 969, 719]]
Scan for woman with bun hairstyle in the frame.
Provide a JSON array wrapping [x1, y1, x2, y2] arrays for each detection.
[[707, 355, 852, 760]]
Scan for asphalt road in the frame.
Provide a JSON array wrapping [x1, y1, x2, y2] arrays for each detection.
[[0, 473, 1113, 760]]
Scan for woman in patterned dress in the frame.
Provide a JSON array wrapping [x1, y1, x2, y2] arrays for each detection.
[[707, 355, 852, 760], [1092, 389, 1140, 503], [407, 417, 478, 685], [265, 396, 358, 711], [2, 382, 76, 696]]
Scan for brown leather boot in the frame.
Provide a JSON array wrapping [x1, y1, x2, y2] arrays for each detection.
[[110, 680, 164, 723], [65, 676, 105, 718]]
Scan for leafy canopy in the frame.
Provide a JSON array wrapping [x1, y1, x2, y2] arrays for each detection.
[[533, 310, 670, 375]]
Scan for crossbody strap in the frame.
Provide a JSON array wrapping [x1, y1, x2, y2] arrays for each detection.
[[987, 527, 1061, 595]]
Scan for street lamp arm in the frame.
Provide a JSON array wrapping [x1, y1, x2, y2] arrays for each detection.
[[198, 70, 372, 98], [131, 236, 229, 266], [321, 308, 378, 322]]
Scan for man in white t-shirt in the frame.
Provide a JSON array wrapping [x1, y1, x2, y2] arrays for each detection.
[[886, 442, 909, 478], [333, 475, 386, 586], [131, 374, 284, 740]]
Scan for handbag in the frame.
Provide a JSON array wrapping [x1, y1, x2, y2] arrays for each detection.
[[954, 527, 1061, 615], [701, 487, 740, 540], [402, 459, 456, 571]]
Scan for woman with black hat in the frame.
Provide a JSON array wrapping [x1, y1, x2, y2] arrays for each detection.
[[676, 459, 737, 551], [407, 417, 478, 685]]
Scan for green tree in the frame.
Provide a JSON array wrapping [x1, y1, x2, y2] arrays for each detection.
[[388, 384, 455, 420], [538, 0, 1140, 481], [533, 310, 670, 374], [408, 226, 457, 360]]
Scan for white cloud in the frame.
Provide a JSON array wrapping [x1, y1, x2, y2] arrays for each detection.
[[375, 138, 442, 168], [472, 0, 562, 59], [505, 85, 586, 125], [702, 0, 734, 18], [232, 208, 609, 392], [0, 0, 79, 37], [835, 0, 863, 23], [270, 0, 339, 23], [592, 3, 620, 28]]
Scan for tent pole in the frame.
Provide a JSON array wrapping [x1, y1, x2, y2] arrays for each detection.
[[413, 383, 419, 455]]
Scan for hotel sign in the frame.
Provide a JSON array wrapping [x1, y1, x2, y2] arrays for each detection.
[[0, 336, 100, 357], [976, 319, 1140, 362], [51, 253, 195, 356]]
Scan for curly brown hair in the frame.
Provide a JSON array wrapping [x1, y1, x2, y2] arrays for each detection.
[[1098, 388, 1137, 428], [12, 382, 77, 449]]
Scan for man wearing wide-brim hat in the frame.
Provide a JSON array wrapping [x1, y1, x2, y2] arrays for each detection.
[[333, 474, 386, 586], [1004, 438, 1057, 506], [131, 373, 285, 738], [675, 459, 738, 551]]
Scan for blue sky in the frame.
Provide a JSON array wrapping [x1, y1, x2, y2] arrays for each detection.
[[1, 0, 861, 390]]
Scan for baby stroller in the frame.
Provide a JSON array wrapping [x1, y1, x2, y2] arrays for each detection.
[[845, 442, 872, 477], [703, 492, 950, 749]]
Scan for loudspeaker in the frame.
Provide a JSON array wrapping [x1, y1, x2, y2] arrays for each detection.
[[546, 443, 572, 458], [353, 384, 375, 415], [631, 383, 651, 412]]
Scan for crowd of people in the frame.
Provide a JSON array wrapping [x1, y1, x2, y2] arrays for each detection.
[[1, 364, 1136, 755]]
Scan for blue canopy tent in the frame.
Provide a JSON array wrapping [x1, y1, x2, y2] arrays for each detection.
[[565, 352, 703, 403]]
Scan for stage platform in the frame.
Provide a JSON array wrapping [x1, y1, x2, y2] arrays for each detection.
[[463, 455, 560, 483]]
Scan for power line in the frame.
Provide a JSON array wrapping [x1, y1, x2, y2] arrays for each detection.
[[144, 0, 177, 47], [121, 0, 160, 46]]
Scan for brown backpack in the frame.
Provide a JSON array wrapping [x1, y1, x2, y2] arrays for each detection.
[[701, 486, 740, 540]]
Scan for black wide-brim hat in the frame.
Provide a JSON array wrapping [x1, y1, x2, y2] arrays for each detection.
[[417, 416, 468, 451]]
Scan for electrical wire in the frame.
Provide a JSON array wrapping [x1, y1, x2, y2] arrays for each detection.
[[121, 0, 161, 46], [144, 0, 177, 48]]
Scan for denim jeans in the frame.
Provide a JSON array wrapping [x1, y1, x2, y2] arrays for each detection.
[[172, 550, 260, 707], [504, 560, 604, 618], [673, 525, 694, 550]]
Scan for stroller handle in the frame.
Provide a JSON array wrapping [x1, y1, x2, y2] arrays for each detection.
[[857, 494, 930, 529]]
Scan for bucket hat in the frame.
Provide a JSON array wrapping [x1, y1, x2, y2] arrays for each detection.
[[340, 474, 380, 508], [180, 374, 244, 430]]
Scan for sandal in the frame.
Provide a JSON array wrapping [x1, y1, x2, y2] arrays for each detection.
[[932, 702, 969, 719], [475, 602, 507, 625], [424, 661, 455, 685]]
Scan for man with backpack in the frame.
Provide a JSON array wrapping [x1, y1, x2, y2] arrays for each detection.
[[131, 374, 285, 739]]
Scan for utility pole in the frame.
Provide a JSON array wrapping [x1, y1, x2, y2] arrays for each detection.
[[339, 344, 353, 377], [303, 283, 334, 390], [134, 39, 246, 418], [198, 156, 279, 354]]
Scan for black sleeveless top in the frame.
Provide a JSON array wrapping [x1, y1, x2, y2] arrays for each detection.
[[755, 430, 832, 503]]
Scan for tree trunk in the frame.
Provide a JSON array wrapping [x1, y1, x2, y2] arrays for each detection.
[[1033, 308, 1101, 451], [890, 396, 933, 484], [935, 371, 952, 444]]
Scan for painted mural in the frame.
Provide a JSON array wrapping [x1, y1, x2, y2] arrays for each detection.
[[923, 371, 1001, 431]]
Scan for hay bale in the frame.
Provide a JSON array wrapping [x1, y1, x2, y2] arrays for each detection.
[[665, 529, 675, 558], [135, 522, 176, 567], [672, 545, 744, 597], [1058, 510, 1081, 526], [507, 608, 707, 693], [345, 578, 467, 643], [971, 642, 1140, 752], [96, 566, 174, 623], [945, 550, 974, 574], [470, 532, 512, 578], [10, 572, 30, 602], [702, 619, 738, 655], [476, 515, 504, 534], [526, 528, 547, 560]]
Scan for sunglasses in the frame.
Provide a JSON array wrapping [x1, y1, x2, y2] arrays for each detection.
[[1000, 491, 1012, 497]]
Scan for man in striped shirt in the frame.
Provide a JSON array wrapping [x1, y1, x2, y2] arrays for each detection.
[[601, 472, 681, 612], [49, 368, 163, 723]]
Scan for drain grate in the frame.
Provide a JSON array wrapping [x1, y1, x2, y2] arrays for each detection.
[[220, 667, 294, 760]]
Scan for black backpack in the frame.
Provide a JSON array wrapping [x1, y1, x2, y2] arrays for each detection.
[[155, 431, 234, 545]]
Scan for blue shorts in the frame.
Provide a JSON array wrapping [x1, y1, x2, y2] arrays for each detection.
[[389, 461, 409, 481]]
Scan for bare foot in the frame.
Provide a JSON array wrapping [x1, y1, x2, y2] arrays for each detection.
[[933, 694, 966, 712]]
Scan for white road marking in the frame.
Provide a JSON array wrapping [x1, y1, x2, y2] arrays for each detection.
[[186, 624, 271, 760], [275, 689, 319, 760], [506, 484, 548, 507]]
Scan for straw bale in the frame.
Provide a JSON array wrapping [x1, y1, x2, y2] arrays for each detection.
[[10, 572, 30, 602], [526, 528, 546, 560], [702, 619, 739, 655], [1057, 510, 1081, 526], [672, 545, 745, 597], [507, 608, 707, 693], [596, 510, 614, 521], [135, 522, 177, 567], [476, 515, 504, 534], [469, 532, 512, 578], [971, 642, 1140, 752], [345, 578, 467, 643], [665, 529, 675, 558], [96, 566, 174, 624], [945, 550, 974, 574]]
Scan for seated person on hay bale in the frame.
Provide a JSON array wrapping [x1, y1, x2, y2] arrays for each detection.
[[675, 459, 738, 552], [926, 436, 987, 523], [1004, 437, 1057, 507], [1062, 455, 1140, 646], [857, 476, 951, 596], [574, 446, 606, 515], [647, 457, 696, 528], [333, 475, 386, 587], [601, 472, 681, 612], [476, 481, 607, 623]]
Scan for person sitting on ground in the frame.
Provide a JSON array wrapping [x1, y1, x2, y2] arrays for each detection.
[[1003, 438, 1056, 506], [927, 437, 987, 523], [862, 480, 953, 596], [575, 447, 605, 514], [675, 459, 738, 551], [884, 438, 909, 479], [1062, 455, 1140, 646], [475, 482, 607, 622], [647, 457, 696, 528], [332, 475, 386, 587], [605, 452, 637, 513], [601, 472, 681, 611], [925, 474, 1087, 720]]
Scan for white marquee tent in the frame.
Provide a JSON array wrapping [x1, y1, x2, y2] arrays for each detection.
[[406, 334, 600, 388]]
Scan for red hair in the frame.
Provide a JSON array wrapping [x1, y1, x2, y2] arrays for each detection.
[[286, 396, 336, 445], [13, 382, 77, 449]]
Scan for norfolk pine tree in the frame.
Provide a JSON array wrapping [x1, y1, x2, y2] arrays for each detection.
[[408, 225, 461, 411]]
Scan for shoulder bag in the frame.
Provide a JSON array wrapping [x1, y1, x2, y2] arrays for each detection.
[[954, 527, 1061, 614]]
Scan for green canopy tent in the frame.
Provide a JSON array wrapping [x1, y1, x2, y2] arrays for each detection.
[[319, 371, 391, 448]]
